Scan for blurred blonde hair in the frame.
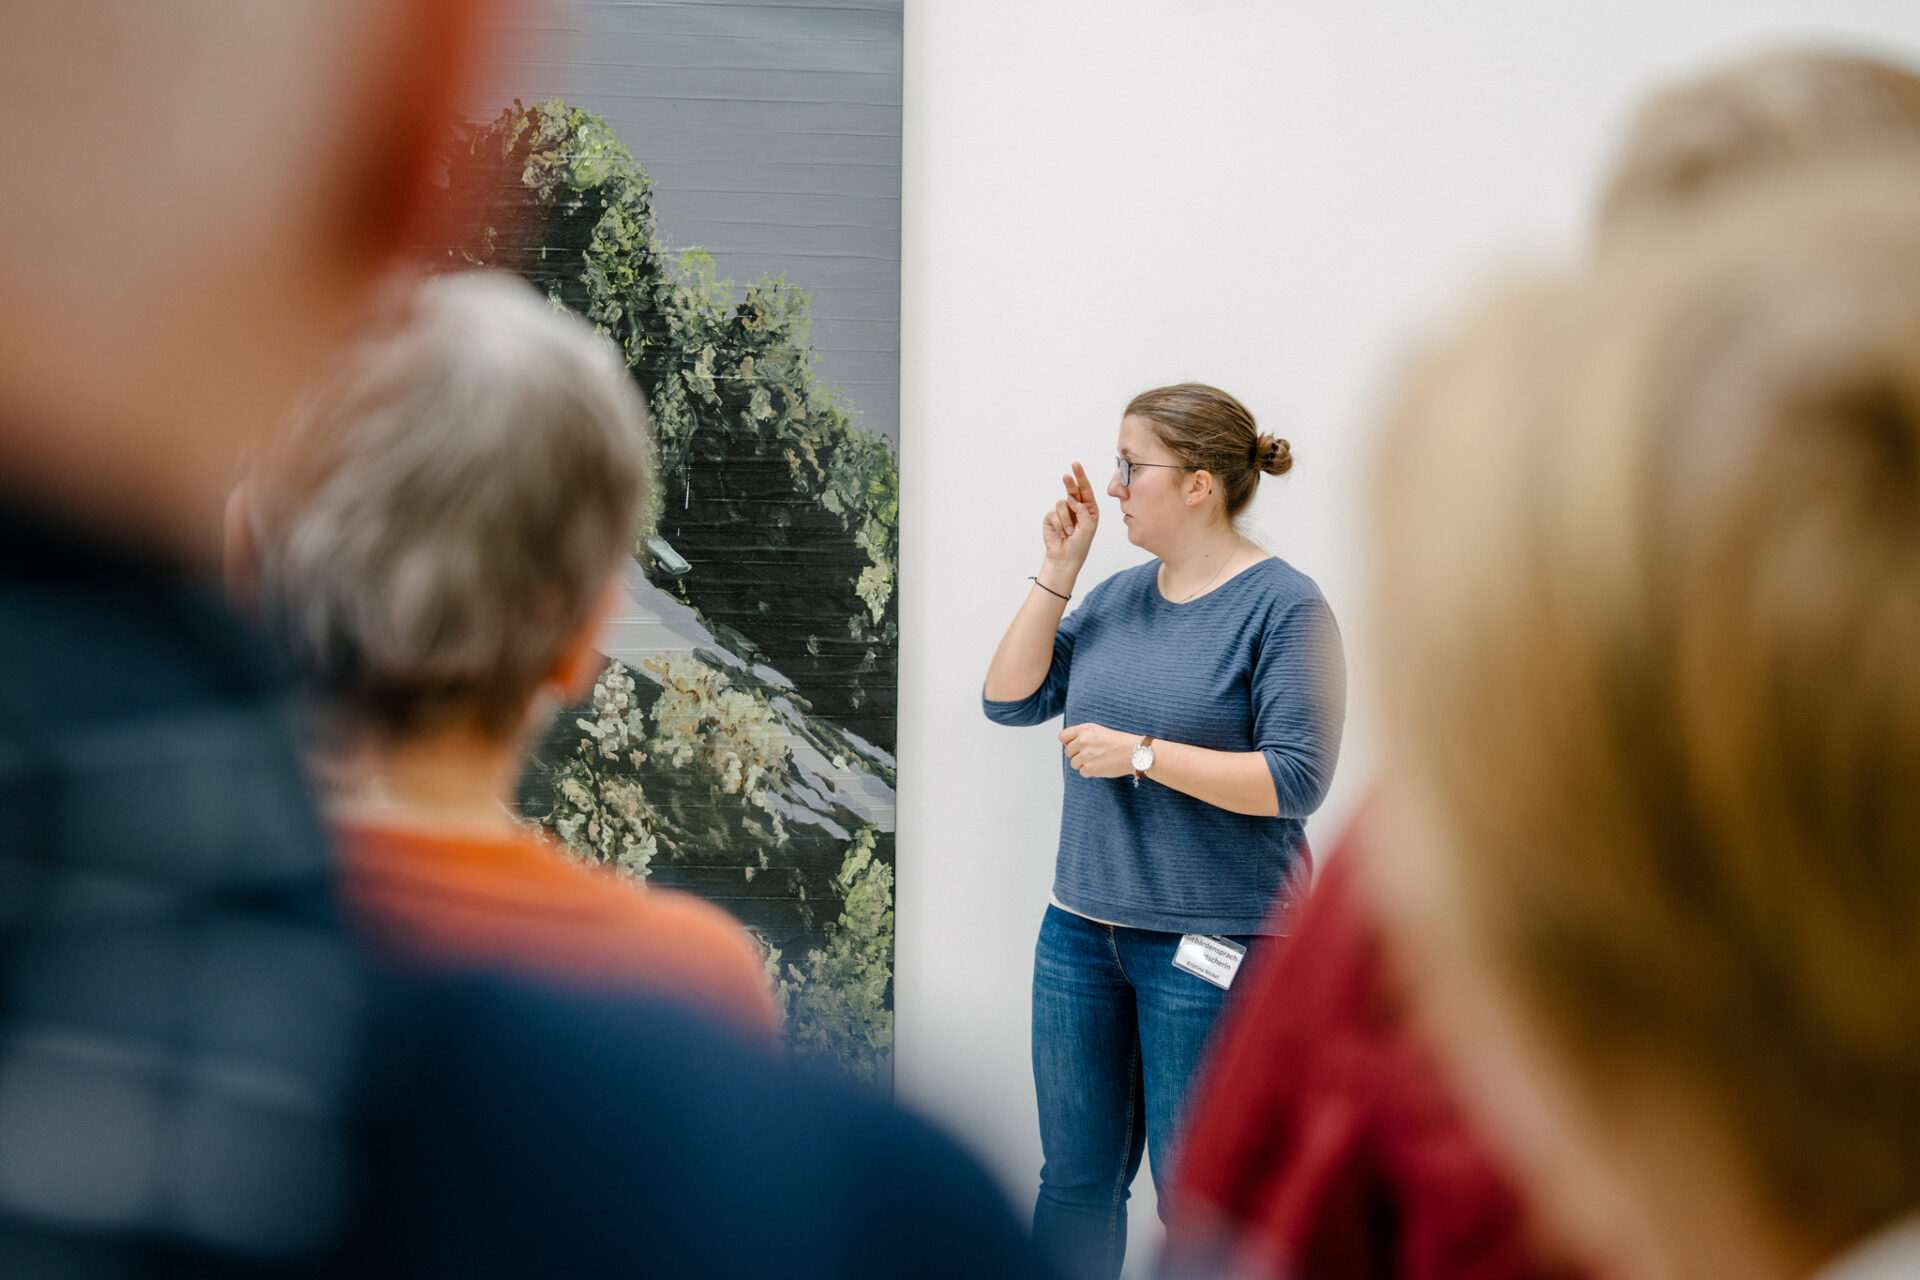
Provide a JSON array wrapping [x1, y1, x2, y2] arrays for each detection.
[[1597, 49, 1920, 239], [1374, 159, 1920, 1252]]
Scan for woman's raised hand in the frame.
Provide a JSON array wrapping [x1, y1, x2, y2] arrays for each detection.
[[991, 463, 1096, 696], [1041, 462, 1100, 576]]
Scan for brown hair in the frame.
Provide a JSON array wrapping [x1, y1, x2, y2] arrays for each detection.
[[1124, 383, 1291, 518], [1375, 160, 1920, 1254], [1597, 50, 1920, 239]]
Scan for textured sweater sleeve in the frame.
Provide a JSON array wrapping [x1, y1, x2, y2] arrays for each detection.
[[1251, 596, 1346, 818], [981, 591, 1091, 727]]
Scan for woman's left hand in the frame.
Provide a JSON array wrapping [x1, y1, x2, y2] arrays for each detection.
[[1059, 723, 1139, 779]]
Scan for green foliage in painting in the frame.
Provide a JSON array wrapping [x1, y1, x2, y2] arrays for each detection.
[[429, 99, 901, 1081], [534, 658, 796, 875], [781, 827, 896, 1085], [543, 663, 660, 881], [644, 654, 791, 800], [428, 99, 898, 745], [521, 657, 896, 1081]]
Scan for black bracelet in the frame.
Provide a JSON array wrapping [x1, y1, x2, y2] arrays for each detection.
[[1029, 576, 1070, 602]]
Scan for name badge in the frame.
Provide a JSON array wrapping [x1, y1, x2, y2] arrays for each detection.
[[1171, 934, 1247, 990]]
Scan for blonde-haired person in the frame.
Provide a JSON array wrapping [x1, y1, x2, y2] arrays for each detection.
[[1369, 157, 1920, 1280], [1597, 48, 1920, 239], [1161, 47, 1920, 1280], [983, 383, 1346, 1280], [235, 269, 779, 1040]]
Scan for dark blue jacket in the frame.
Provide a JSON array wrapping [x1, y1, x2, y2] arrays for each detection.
[[0, 502, 1050, 1279]]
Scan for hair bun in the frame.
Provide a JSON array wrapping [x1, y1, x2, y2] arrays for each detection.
[[1252, 433, 1294, 477]]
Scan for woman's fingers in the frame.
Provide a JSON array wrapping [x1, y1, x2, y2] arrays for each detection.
[[1070, 461, 1096, 506], [1060, 723, 1125, 777], [1040, 469, 1096, 558], [1063, 463, 1100, 517], [1061, 724, 1090, 775]]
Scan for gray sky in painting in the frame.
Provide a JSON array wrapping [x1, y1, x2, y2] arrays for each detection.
[[466, 0, 903, 443]]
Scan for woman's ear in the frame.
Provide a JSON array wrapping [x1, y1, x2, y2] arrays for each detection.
[[546, 575, 627, 704], [1185, 469, 1215, 506]]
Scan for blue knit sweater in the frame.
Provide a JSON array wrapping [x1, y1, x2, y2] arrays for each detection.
[[984, 557, 1345, 934]]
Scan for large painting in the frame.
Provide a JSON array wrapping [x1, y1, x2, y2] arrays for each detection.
[[429, 0, 902, 1084]]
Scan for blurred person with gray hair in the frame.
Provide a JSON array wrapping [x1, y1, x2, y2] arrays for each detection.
[[0, 2, 1055, 1276], [232, 269, 780, 1038]]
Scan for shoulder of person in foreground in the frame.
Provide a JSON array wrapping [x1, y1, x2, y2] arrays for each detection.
[[1165, 832, 1584, 1280], [333, 812, 781, 1041], [0, 504, 372, 1270], [347, 974, 1059, 1280]]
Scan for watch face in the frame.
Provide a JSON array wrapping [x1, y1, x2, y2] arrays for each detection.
[[1130, 743, 1154, 772]]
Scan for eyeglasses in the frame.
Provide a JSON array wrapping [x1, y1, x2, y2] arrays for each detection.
[[1114, 456, 1191, 487]]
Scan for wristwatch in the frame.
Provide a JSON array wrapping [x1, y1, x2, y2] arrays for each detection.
[[1130, 736, 1156, 786]]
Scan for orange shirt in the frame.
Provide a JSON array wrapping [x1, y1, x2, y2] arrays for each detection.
[[332, 810, 781, 1042]]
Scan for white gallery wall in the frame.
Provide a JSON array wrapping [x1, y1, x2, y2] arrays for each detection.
[[894, 2, 1920, 1271]]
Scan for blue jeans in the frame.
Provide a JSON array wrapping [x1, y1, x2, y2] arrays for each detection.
[[1030, 905, 1254, 1280]]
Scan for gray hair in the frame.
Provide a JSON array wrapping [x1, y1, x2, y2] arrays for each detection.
[[249, 270, 651, 739]]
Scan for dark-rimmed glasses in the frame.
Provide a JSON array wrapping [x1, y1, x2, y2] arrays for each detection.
[[1114, 456, 1190, 487]]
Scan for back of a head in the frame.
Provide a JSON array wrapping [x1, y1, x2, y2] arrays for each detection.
[[0, 0, 488, 557], [1374, 158, 1920, 1262], [249, 271, 651, 742], [1596, 49, 1920, 240]]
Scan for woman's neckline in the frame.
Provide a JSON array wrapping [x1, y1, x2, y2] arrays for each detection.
[[1151, 552, 1278, 606], [327, 793, 530, 845]]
